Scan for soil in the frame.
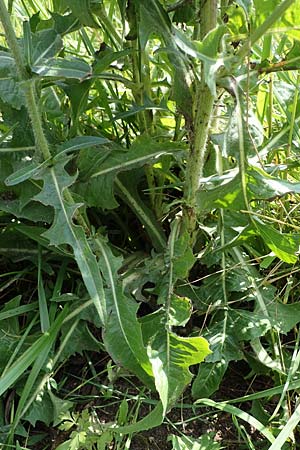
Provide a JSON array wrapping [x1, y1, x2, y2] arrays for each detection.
[[21, 358, 276, 450]]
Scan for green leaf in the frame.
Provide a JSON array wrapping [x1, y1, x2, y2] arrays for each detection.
[[192, 360, 228, 399], [59, 320, 100, 360], [33, 157, 107, 325], [50, 11, 80, 35], [0, 79, 25, 110], [253, 217, 299, 264], [205, 308, 271, 364], [76, 136, 185, 210], [89, 136, 185, 179], [55, 136, 110, 158], [253, 0, 300, 40], [31, 28, 63, 65], [32, 57, 91, 79], [0, 308, 68, 397], [137, 0, 192, 118], [148, 330, 210, 414], [93, 49, 133, 74], [198, 165, 300, 211], [62, 0, 98, 27], [96, 237, 154, 387], [115, 173, 166, 251], [267, 302, 300, 334], [142, 220, 210, 414], [5, 160, 49, 186], [111, 402, 164, 434], [168, 433, 222, 450], [23, 388, 73, 427]]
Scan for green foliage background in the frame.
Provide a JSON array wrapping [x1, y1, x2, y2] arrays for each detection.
[[1, 0, 300, 448]]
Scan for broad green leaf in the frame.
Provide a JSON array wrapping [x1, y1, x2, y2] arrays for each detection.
[[0, 51, 15, 70], [168, 433, 221, 450], [31, 28, 63, 65], [142, 219, 210, 414], [89, 136, 185, 178], [32, 57, 91, 79], [33, 157, 107, 325], [59, 320, 100, 360], [50, 11, 80, 35], [62, 80, 92, 130], [253, 217, 299, 264], [22, 386, 53, 427], [172, 26, 226, 95], [192, 360, 228, 399], [96, 237, 154, 387], [168, 295, 192, 326], [148, 330, 210, 413], [0, 79, 25, 109], [267, 302, 300, 334], [0, 52, 25, 109], [223, 103, 264, 160], [0, 197, 53, 223], [226, 4, 248, 35], [172, 229, 196, 281], [76, 136, 185, 210], [62, 0, 98, 27], [205, 308, 271, 364], [137, 0, 192, 118], [93, 49, 133, 74], [198, 165, 300, 211]]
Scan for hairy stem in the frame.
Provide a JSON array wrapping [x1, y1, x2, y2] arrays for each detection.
[[0, 0, 90, 234], [183, 0, 217, 239], [0, 0, 27, 80], [0, 0, 51, 161]]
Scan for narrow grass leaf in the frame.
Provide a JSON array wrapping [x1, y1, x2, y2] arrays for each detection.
[[267, 402, 300, 450], [0, 308, 68, 397], [195, 399, 275, 443], [115, 176, 166, 251]]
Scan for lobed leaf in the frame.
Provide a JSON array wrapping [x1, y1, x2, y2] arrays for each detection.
[[33, 157, 107, 325]]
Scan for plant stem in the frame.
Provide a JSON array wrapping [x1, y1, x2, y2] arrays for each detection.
[[23, 81, 52, 160], [0, 0, 28, 80], [0, 0, 52, 161], [183, 0, 217, 239], [0, 0, 90, 233]]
